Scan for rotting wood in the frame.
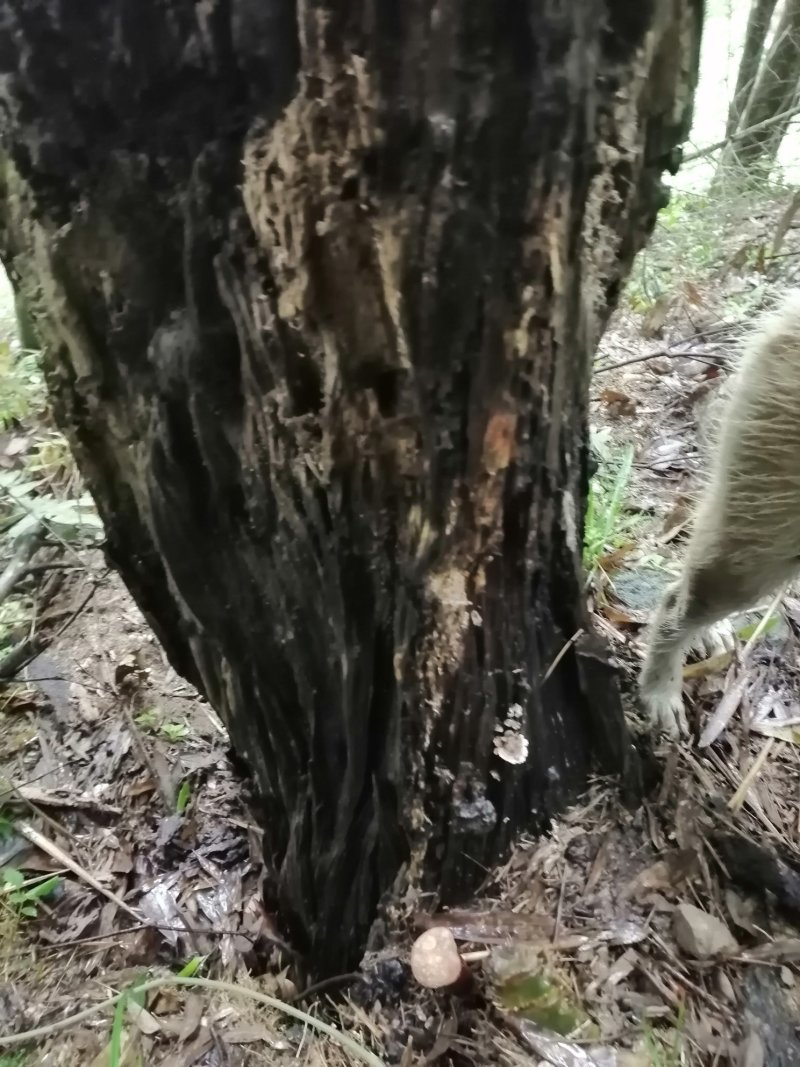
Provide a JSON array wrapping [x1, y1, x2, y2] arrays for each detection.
[[0, 1, 702, 972]]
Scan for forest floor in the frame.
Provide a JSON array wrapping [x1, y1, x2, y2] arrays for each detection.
[[2, 184, 800, 1067]]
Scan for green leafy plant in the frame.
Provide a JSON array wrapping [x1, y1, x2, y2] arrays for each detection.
[[109, 974, 148, 1067], [642, 1008, 686, 1067], [0, 469, 102, 543], [134, 708, 160, 731], [497, 969, 587, 1035], [175, 779, 192, 814], [583, 442, 640, 572], [0, 1052, 30, 1067], [160, 721, 189, 743], [621, 184, 757, 315], [177, 955, 205, 978], [0, 344, 46, 430], [643, 1031, 682, 1067], [1, 868, 61, 919], [134, 710, 190, 743], [736, 613, 780, 642], [0, 809, 15, 840]]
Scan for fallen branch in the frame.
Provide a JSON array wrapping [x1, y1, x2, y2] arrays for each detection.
[[594, 348, 728, 375], [681, 100, 800, 164], [728, 738, 776, 812], [17, 819, 146, 924]]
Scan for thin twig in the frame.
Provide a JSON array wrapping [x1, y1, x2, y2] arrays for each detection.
[[763, 250, 800, 261], [595, 350, 726, 375], [37, 921, 297, 957], [23, 563, 87, 576], [542, 629, 584, 683], [0, 760, 86, 802], [552, 862, 568, 945], [1, 775, 81, 846], [289, 973, 362, 1004], [681, 101, 800, 164], [17, 819, 146, 925], [728, 739, 776, 813]]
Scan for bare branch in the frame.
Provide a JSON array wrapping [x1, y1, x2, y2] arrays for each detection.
[[682, 99, 800, 164]]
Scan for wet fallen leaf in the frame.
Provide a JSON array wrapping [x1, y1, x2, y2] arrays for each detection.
[[749, 721, 800, 743], [13, 785, 121, 816], [605, 949, 638, 988], [698, 670, 750, 748], [658, 495, 692, 542], [622, 860, 672, 897], [4, 434, 31, 457], [516, 1018, 644, 1066], [683, 650, 733, 679], [422, 1014, 459, 1063], [683, 281, 706, 306], [160, 1027, 211, 1067], [598, 601, 642, 627], [127, 998, 162, 1036], [599, 388, 637, 418], [90, 1030, 138, 1067], [223, 1023, 290, 1049], [724, 890, 762, 938], [646, 357, 673, 375], [114, 653, 147, 688], [717, 970, 736, 1004], [177, 993, 203, 1043], [70, 681, 102, 723], [595, 542, 636, 576], [645, 437, 691, 472]]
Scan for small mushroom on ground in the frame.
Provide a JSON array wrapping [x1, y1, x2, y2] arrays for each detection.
[[410, 927, 471, 991]]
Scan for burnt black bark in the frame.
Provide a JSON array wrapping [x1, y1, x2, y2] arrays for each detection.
[[0, 0, 701, 973]]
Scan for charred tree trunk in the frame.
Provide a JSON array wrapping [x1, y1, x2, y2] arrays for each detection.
[[0, 1, 702, 973], [718, 0, 800, 177], [724, 0, 780, 141]]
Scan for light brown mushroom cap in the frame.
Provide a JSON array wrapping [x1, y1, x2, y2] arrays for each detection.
[[410, 927, 464, 989]]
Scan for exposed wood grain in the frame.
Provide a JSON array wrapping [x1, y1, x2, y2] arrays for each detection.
[[0, 0, 702, 972]]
